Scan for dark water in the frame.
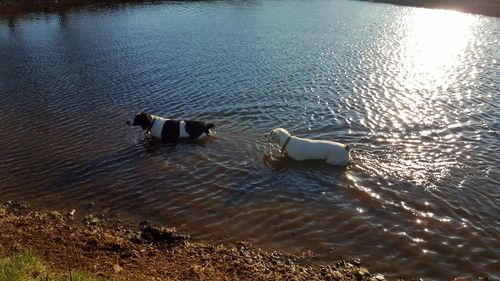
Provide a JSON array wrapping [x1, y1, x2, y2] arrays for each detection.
[[1, 0, 499, 279]]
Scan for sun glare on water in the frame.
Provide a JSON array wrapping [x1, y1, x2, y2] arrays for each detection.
[[358, 8, 484, 187], [399, 9, 478, 90]]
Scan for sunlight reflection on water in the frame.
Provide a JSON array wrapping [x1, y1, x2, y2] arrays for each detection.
[[400, 9, 478, 90], [356, 9, 486, 188]]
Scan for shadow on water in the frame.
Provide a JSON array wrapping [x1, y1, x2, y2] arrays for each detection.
[[0, 0, 196, 30], [0, 0, 155, 16], [0, 0, 254, 25], [52, 135, 215, 197], [140, 134, 216, 153], [263, 154, 348, 177]]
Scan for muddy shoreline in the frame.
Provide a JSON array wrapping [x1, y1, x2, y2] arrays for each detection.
[[0, 201, 388, 280]]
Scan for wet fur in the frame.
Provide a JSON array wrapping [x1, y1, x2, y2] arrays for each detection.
[[265, 128, 352, 166], [127, 112, 214, 143]]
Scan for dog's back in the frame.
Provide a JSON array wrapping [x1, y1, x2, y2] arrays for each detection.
[[146, 116, 214, 142], [285, 137, 350, 165], [160, 119, 213, 142], [161, 120, 181, 142], [185, 120, 214, 138]]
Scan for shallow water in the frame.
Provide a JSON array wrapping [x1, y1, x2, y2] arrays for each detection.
[[0, 0, 499, 279]]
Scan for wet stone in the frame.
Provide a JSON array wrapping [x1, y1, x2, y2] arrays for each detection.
[[84, 214, 100, 225], [357, 267, 370, 277], [48, 211, 62, 219], [332, 271, 343, 278], [113, 264, 123, 273], [140, 225, 189, 246], [351, 258, 361, 265]]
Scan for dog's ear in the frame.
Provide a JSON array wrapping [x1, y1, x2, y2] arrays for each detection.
[[267, 130, 278, 143], [134, 112, 153, 130], [140, 112, 152, 123]]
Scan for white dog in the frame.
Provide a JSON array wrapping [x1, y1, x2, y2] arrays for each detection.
[[265, 128, 352, 166]]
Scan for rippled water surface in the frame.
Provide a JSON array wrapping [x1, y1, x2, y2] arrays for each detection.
[[1, 1, 499, 279]]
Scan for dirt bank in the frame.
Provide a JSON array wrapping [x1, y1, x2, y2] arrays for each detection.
[[0, 201, 386, 281]]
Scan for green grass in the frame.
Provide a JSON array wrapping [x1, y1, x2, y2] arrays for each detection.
[[0, 251, 101, 281], [0, 251, 47, 281]]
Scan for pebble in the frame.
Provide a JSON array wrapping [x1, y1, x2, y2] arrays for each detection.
[[113, 264, 123, 273], [352, 258, 361, 265], [48, 211, 62, 219], [332, 271, 343, 278], [357, 267, 370, 277], [13, 242, 22, 251]]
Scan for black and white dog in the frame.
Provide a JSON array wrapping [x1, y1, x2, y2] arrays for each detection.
[[127, 112, 214, 143]]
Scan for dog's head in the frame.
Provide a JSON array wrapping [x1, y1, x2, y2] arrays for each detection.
[[265, 128, 290, 145], [127, 112, 153, 130]]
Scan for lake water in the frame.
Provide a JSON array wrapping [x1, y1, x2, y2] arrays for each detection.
[[0, 0, 499, 279]]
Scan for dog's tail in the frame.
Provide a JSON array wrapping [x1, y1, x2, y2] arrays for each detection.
[[345, 144, 354, 161], [343, 143, 353, 151], [206, 123, 215, 135]]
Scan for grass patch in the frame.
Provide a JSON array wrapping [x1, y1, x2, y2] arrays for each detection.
[[0, 251, 100, 281]]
